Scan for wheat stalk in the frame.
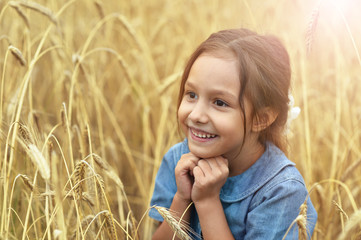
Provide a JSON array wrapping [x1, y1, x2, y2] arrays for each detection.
[[333, 200, 349, 221], [82, 126, 90, 158]]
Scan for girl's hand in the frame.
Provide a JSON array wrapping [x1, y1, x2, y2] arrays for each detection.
[[191, 156, 229, 203], [174, 152, 200, 202]]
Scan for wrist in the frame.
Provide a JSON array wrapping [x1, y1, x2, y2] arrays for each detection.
[[174, 191, 192, 204], [193, 195, 221, 209]]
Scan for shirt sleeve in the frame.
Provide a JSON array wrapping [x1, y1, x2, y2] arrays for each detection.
[[244, 179, 317, 240], [149, 146, 179, 222]]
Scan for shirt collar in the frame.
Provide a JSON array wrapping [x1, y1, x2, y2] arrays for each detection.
[[219, 142, 295, 203]]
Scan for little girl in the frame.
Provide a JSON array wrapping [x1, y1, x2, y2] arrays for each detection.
[[149, 28, 317, 239]]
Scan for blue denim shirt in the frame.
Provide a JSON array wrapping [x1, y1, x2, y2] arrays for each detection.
[[149, 139, 317, 239]]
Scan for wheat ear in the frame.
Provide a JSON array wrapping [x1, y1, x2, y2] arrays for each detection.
[[20, 174, 34, 191], [73, 161, 87, 199], [8, 2, 30, 28], [102, 211, 117, 240], [305, 0, 322, 56], [337, 208, 361, 240], [28, 144, 50, 180], [282, 198, 310, 240], [296, 200, 308, 240], [18, 123, 33, 145], [11, 0, 57, 24], [154, 206, 193, 240], [94, 0, 105, 19], [8, 45, 27, 66]]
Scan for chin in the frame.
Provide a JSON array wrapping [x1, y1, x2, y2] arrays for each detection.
[[188, 146, 217, 159]]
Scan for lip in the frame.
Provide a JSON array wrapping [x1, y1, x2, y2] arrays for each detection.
[[188, 127, 218, 142]]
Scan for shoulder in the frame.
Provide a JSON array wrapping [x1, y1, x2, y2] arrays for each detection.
[[220, 142, 300, 202], [251, 143, 307, 205], [163, 138, 190, 163], [157, 139, 190, 172], [250, 165, 307, 207]]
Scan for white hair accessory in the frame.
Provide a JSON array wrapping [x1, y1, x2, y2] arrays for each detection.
[[285, 93, 301, 136]]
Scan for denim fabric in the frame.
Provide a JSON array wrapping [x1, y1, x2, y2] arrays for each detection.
[[149, 139, 317, 239]]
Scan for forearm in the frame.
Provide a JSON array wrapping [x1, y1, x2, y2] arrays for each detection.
[[195, 197, 234, 240], [152, 192, 192, 240]]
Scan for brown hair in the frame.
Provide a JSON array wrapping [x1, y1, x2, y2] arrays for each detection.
[[177, 28, 291, 153]]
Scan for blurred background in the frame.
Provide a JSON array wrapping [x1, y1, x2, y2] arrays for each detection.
[[0, 0, 360, 239]]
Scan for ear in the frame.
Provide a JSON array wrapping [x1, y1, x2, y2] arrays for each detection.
[[252, 107, 278, 132]]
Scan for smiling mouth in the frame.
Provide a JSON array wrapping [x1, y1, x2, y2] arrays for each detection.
[[190, 128, 217, 139]]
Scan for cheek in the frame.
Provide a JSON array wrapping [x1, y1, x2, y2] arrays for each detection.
[[177, 101, 189, 122], [178, 102, 192, 133]]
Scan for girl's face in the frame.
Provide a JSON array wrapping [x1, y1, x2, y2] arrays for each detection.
[[178, 54, 258, 161]]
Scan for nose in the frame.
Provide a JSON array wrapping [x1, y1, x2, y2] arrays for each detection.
[[188, 100, 208, 124]]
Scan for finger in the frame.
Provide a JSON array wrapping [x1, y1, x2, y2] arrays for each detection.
[[176, 154, 199, 176], [205, 157, 218, 170], [216, 157, 229, 176], [220, 156, 228, 167], [193, 165, 205, 179], [197, 159, 212, 174]]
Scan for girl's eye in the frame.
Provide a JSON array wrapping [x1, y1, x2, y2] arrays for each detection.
[[214, 99, 228, 107], [186, 92, 197, 99]]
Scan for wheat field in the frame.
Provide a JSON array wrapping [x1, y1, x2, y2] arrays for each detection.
[[0, 0, 360, 239]]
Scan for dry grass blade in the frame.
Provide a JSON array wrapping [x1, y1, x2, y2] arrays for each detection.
[[8, 45, 27, 66], [82, 126, 89, 158], [60, 108, 66, 130], [341, 157, 361, 181], [47, 140, 53, 164], [154, 206, 193, 240]]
